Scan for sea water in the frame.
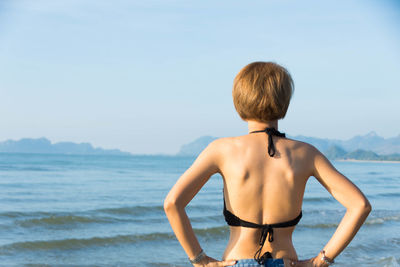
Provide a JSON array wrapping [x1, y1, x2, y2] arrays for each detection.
[[0, 153, 399, 266]]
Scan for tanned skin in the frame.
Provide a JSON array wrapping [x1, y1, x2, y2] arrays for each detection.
[[164, 120, 371, 267]]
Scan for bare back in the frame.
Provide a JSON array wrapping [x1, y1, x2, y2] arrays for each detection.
[[218, 133, 314, 261]]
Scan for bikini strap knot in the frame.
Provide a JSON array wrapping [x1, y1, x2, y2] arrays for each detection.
[[249, 127, 286, 157], [260, 225, 274, 245]]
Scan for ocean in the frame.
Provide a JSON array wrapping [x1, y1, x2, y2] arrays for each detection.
[[0, 153, 399, 267]]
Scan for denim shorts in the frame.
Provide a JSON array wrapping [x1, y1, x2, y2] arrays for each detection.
[[226, 258, 284, 267]]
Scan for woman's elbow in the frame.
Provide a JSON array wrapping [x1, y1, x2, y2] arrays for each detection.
[[362, 198, 372, 215], [164, 194, 182, 214], [163, 196, 176, 213], [355, 197, 372, 216]]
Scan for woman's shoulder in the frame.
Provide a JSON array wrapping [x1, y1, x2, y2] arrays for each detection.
[[206, 136, 242, 150], [204, 135, 251, 156], [283, 137, 324, 159]]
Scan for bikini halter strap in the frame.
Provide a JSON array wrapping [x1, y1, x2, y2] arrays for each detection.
[[249, 127, 286, 157]]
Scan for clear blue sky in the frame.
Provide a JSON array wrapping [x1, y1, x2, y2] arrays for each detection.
[[0, 0, 399, 154]]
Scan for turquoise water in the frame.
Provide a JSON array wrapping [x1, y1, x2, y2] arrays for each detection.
[[0, 153, 399, 266]]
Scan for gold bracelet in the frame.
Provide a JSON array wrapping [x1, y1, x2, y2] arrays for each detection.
[[320, 250, 334, 265], [189, 249, 206, 264]]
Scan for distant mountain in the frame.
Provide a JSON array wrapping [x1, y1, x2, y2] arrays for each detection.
[[344, 149, 381, 161], [178, 132, 400, 161], [324, 145, 347, 159], [293, 131, 400, 155], [326, 148, 400, 161], [0, 138, 131, 156]]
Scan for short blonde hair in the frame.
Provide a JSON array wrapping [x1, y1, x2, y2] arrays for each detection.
[[232, 62, 294, 122]]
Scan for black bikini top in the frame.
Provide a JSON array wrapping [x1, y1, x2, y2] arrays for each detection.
[[222, 127, 302, 264]]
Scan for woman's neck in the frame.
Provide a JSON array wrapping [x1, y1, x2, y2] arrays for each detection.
[[247, 120, 278, 133]]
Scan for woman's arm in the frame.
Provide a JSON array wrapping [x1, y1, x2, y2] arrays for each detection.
[[312, 149, 372, 260], [294, 148, 371, 267], [164, 140, 236, 266]]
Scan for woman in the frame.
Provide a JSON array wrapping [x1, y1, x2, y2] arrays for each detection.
[[164, 62, 371, 267]]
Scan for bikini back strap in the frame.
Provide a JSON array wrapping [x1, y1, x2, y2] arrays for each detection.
[[223, 195, 302, 265]]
